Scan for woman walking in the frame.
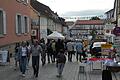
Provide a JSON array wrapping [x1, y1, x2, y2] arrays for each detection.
[[18, 41, 28, 77]]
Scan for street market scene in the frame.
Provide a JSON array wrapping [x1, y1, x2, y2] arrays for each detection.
[[0, 0, 120, 80]]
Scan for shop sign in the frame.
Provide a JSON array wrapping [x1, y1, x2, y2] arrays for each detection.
[[113, 27, 120, 36]]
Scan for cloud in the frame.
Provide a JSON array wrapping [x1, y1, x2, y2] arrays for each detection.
[[61, 10, 107, 17]]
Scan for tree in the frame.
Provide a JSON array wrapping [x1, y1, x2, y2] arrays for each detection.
[[90, 29, 97, 40], [90, 16, 100, 20], [47, 28, 53, 35]]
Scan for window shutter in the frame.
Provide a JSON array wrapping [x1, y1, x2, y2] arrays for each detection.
[[26, 0, 29, 3], [16, 15, 18, 34], [3, 11, 6, 34], [27, 17, 30, 33], [22, 16, 25, 33]]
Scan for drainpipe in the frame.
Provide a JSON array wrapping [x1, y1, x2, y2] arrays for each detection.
[[116, 0, 119, 27], [38, 15, 40, 41]]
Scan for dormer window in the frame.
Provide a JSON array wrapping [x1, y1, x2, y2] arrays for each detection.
[[24, 0, 29, 4], [16, 0, 29, 4]]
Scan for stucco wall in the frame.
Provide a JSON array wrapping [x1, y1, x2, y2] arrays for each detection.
[[0, 0, 31, 47]]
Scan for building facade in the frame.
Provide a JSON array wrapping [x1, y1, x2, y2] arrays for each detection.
[[113, 0, 120, 27], [70, 20, 104, 40], [0, 0, 31, 54], [30, 5, 40, 41], [104, 9, 116, 42], [31, 0, 66, 42]]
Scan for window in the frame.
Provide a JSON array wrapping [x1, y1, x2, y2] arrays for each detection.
[[16, 14, 29, 35], [16, 0, 29, 4], [16, 14, 22, 34], [0, 9, 6, 36], [23, 16, 29, 33], [22, 0, 29, 4], [0, 10, 3, 35], [24, 0, 28, 3]]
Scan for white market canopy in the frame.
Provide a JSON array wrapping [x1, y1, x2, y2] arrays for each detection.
[[47, 31, 65, 39]]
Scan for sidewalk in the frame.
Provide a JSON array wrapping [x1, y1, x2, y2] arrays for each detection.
[[0, 58, 14, 72]]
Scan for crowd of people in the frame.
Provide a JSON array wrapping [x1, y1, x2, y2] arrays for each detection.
[[14, 39, 88, 78]]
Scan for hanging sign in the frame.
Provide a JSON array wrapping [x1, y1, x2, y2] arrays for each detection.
[[113, 27, 120, 36]]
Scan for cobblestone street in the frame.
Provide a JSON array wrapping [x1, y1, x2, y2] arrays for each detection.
[[0, 57, 120, 80], [0, 58, 79, 80]]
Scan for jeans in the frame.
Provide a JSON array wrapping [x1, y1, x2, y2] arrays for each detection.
[[32, 56, 40, 77], [47, 53, 52, 63], [41, 52, 46, 66], [68, 51, 73, 62], [19, 56, 27, 74], [76, 52, 82, 62], [57, 63, 65, 76]]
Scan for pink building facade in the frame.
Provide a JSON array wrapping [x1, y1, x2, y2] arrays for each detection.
[[0, 0, 31, 53]]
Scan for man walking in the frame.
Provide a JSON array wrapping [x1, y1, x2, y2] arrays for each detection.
[[67, 41, 74, 62], [31, 40, 43, 78], [76, 41, 83, 62]]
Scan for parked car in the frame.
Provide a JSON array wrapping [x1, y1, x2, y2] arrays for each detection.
[[90, 42, 106, 57]]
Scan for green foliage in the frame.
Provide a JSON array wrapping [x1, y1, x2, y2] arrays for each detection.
[[90, 29, 97, 40], [47, 28, 53, 35], [90, 16, 100, 20]]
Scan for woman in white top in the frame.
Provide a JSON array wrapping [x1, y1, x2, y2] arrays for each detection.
[[18, 41, 28, 77]]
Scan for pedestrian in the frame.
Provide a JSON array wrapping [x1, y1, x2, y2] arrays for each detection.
[[14, 42, 20, 70], [82, 46, 88, 59], [31, 40, 43, 78], [51, 40, 56, 62], [40, 38, 46, 66], [18, 41, 28, 77], [55, 39, 65, 55], [56, 49, 66, 78], [67, 40, 74, 62], [76, 41, 83, 62], [46, 39, 53, 63], [26, 41, 31, 69]]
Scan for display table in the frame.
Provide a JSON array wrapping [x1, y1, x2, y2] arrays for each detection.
[[88, 58, 112, 70], [88, 58, 112, 61]]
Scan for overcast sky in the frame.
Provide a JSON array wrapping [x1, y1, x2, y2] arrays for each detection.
[[38, 0, 115, 16]]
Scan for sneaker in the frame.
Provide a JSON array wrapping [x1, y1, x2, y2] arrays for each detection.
[[35, 74, 38, 78], [56, 75, 60, 77], [56, 75, 61, 78], [22, 74, 25, 77]]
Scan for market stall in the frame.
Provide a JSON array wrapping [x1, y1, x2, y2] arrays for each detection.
[[47, 31, 65, 39]]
